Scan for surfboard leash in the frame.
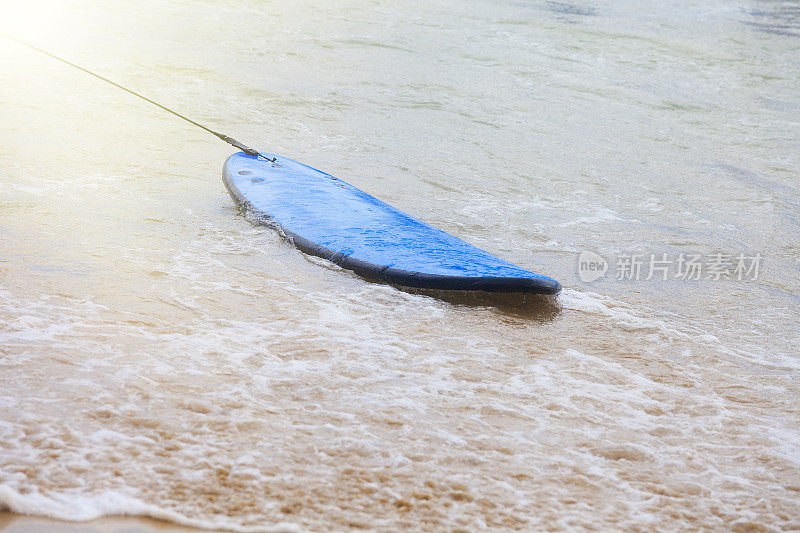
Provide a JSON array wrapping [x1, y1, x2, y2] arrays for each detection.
[[1, 33, 276, 162]]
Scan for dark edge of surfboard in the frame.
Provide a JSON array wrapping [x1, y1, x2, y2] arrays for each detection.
[[223, 156, 561, 295]]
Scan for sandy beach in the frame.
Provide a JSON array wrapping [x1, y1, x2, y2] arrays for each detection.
[[0, 512, 206, 533], [1, 0, 798, 530]]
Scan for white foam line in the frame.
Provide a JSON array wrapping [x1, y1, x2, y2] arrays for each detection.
[[0, 485, 303, 533]]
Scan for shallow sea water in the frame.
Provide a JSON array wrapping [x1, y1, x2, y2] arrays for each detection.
[[1, 0, 799, 530]]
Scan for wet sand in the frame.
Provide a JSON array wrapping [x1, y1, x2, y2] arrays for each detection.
[[0, 513, 206, 533], [1, 0, 798, 530]]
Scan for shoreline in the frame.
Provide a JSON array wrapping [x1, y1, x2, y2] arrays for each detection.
[[0, 512, 209, 533]]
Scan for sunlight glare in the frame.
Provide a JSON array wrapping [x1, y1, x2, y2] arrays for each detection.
[[1, 0, 72, 44]]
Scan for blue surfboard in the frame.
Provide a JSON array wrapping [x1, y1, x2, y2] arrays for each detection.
[[223, 152, 561, 294]]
